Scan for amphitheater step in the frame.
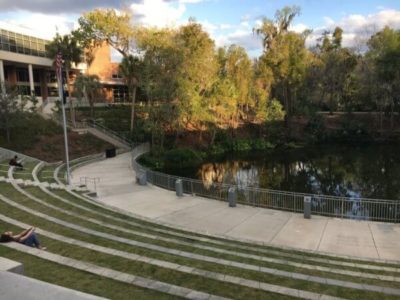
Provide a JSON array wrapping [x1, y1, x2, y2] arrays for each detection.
[[0, 270, 107, 300], [0, 256, 24, 274], [1, 243, 229, 300]]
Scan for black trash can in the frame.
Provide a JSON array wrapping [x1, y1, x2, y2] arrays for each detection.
[[105, 148, 116, 158]]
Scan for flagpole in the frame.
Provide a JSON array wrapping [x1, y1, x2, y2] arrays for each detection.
[[56, 52, 71, 185], [59, 80, 71, 185]]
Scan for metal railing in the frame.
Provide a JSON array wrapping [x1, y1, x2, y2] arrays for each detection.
[[80, 176, 100, 191], [132, 143, 400, 223], [52, 115, 132, 149], [86, 120, 132, 148]]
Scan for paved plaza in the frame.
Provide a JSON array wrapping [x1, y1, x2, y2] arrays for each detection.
[[72, 152, 400, 261]]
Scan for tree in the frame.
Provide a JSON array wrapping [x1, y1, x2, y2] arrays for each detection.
[[175, 21, 218, 132], [75, 8, 134, 58], [46, 33, 83, 126], [0, 86, 28, 142], [255, 6, 309, 127], [224, 45, 253, 121], [136, 27, 181, 146], [74, 75, 101, 118], [119, 55, 141, 135], [367, 27, 400, 129], [314, 27, 358, 114]]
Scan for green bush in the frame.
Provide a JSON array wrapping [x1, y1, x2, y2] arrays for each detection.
[[164, 148, 203, 169], [137, 154, 164, 170], [232, 139, 252, 152], [252, 138, 275, 151], [207, 144, 226, 157]]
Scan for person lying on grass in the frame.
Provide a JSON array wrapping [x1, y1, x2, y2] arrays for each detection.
[[0, 226, 46, 250]]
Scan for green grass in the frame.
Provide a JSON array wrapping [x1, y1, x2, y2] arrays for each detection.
[[37, 165, 58, 183], [1, 182, 400, 299], [0, 243, 178, 300], [51, 188, 400, 271], [27, 186, 400, 277], [12, 161, 38, 180]]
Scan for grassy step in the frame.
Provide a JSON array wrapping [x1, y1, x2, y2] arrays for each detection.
[[11, 161, 37, 180], [1, 190, 398, 300], [37, 165, 59, 183], [47, 186, 400, 271], [0, 243, 177, 300], [0, 219, 291, 300], [18, 184, 400, 278]]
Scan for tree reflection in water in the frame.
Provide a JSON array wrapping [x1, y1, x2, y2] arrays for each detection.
[[165, 145, 400, 201]]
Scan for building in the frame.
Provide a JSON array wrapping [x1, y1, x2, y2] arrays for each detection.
[[0, 27, 129, 107]]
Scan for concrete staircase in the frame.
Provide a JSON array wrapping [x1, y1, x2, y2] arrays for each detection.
[[0, 156, 400, 299]]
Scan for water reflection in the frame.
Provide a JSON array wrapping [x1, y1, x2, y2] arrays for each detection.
[[188, 145, 400, 200]]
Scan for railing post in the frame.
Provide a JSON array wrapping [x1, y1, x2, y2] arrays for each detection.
[[228, 187, 237, 207], [175, 179, 183, 197], [304, 196, 311, 219], [341, 198, 344, 218]]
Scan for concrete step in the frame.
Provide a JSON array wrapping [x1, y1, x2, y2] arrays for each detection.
[[1, 243, 229, 300], [0, 270, 107, 300], [0, 257, 24, 274]]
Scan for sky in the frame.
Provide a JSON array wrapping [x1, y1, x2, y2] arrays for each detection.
[[0, 0, 400, 60]]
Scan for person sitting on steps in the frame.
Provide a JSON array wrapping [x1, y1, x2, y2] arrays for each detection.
[[9, 155, 24, 170], [0, 226, 46, 250]]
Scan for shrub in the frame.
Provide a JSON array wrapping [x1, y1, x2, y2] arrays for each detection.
[[232, 139, 252, 152], [252, 138, 275, 151], [208, 144, 226, 157], [137, 154, 164, 170], [164, 148, 202, 169]]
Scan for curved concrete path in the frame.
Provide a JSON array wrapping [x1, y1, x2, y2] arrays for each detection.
[[72, 152, 400, 261]]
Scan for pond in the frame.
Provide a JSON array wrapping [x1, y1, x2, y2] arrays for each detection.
[[163, 144, 400, 201]]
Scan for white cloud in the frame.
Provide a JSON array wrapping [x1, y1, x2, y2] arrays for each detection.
[[311, 9, 400, 49], [200, 20, 218, 34], [0, 13, 75, 40], [290, 23, 308, 33], [130, 0, 186, 28], [214, 29, 261, 52]]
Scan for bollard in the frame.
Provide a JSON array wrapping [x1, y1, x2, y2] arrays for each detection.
[[228, 187, 237, 207], [304, 196, 311, 219], [175, 179, 183, 197], [136, 171, 147, 186]]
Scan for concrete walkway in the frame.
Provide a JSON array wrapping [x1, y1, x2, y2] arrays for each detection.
[[72, 152, 400, 261]]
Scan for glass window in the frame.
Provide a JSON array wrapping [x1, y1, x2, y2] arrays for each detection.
[[113, 86, 129, 103], [17, 68, 29, 82], [0, 44, 10, 51], [0, 28, 50, 57], [1, 35, 9, 44], [33, 70, 41, 83]]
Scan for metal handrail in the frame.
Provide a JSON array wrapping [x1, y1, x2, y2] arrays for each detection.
[[131, 143, 399, 223], [52, 115, 132, 148], [87, 120, 132, 148]]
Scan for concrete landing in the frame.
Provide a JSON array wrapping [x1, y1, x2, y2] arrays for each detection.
[[0, 256, 24, 274], [72, 152, 400, 261], [0, 271, 107, 300]]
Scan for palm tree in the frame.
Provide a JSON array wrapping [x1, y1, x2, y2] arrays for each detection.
[[46, 33, 83, 126], [119, 55, 141, 135], [74, 74, 101, 118]]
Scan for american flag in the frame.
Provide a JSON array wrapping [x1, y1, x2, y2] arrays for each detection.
[[55, 52, 63, 82]]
